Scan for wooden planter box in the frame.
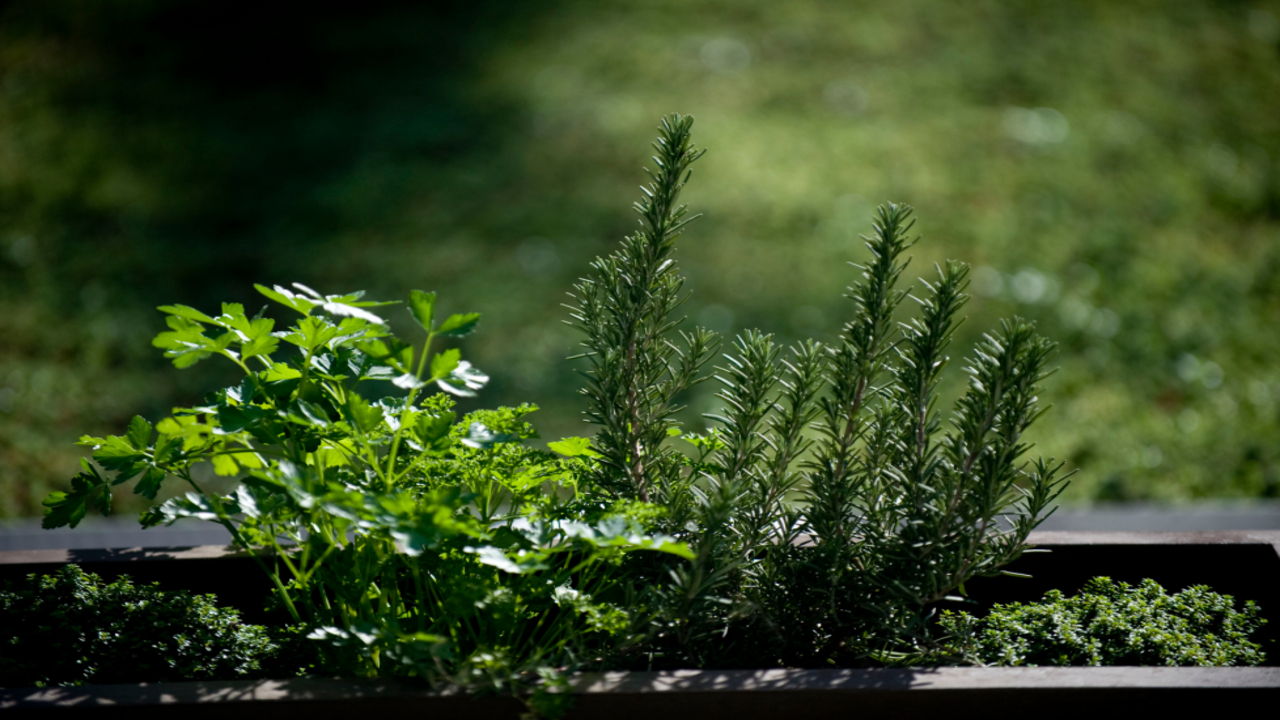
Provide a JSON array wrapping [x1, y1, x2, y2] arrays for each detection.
[[3, 531, 1278, 717]]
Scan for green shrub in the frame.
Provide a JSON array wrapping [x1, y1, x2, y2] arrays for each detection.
[[39, 252, 693, 698], [568, 115, 1067, 668], [937, 577, 1266, 667], [0, 565, 280, 687]]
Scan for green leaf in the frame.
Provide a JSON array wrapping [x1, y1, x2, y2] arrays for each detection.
[[437, 361, 488, 397], [392, 373, 426, 390], [216, 404, 267, 434], [558, 517, 697, 560], [229, 376, 258, 404], [255, 284, 319, 316], [264, 362, 302, 382], [235, 484, 262, 519], [246, 317, 275, 339], [641, 539, 696, 560], [468, 545, 547, 574], [436, 312, 481, 337], [408, 290, 436, 331], [681, 431, 727, 453], [292, 282, 325, 300], [172, 349, 214, 369], [42, 462, 110, 529], [265, 377, 301, 400], [294, 399, 332, 427], [321, 289, 398, 309], [157, 304, 218, 324], [211, 454, 239, 476], [547, 437, 601, 458], [220, 301, 246, 319], [356, 338, 415, 375], [160, 492, 239, 523], [152, 434, 182, 464], [233, 451, 264, 469], [155, 416, 210, 452], [280, 316, 340, 351], [460, 422, 519, 449], [414, 411, 455, 450], [139, 506, 166, 528], [41, 493, 83, 529], [323, 302, 386, 324], [133, 466, 166, 499], [126, 416, 153, 450], [346, 394, 385, 433], [152, 316, 218, 368], [215, 305, 251, 337], [312, 439, 354, 468], [356, 338, 391, 359], [241, 334, 279, 360], [303, 284, 391, 324], [430, 348, 460, 379], [93, 436, 145, 472]]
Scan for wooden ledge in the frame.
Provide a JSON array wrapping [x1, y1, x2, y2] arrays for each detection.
[[3, 667, 1278, 718]]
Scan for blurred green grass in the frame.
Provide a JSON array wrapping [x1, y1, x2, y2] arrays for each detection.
[[1, 0, 1278, 516]]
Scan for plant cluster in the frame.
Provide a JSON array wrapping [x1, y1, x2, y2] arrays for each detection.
[[51, 115, 1271, 706], [937, 577, 1266, 667], [41, 279, 692, 700], [568, 115, 1067, 667], [0, 565, 279, 687]]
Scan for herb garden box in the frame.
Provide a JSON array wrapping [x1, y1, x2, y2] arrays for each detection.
[[3, 530, 1277, 717]]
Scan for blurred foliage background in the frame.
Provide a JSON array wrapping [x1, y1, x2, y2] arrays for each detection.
[[2, 0, 1279, 516]]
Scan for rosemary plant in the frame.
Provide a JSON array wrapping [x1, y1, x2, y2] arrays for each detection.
[[569, 115, 1070, 667], [568, 114, 719, 503]]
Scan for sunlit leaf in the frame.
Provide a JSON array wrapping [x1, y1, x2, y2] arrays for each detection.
[[126, 416, 153, 450], [547, 437, 600, 458], [438, 361, 488, 397], [408, 290, 436, 331], [467, 545, 547, 574], [436, 312, 480, 337], [255, 284, 319, 315], [93, 436, 145, 472], [241, 334, 279, 359], [392, 373, 425, 389], [323, 301, 386, 325], [460, 422, 518, 449], [157, 304, 218, 324], [430, 348, 460, 379], [212, 454, 239, 476]]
